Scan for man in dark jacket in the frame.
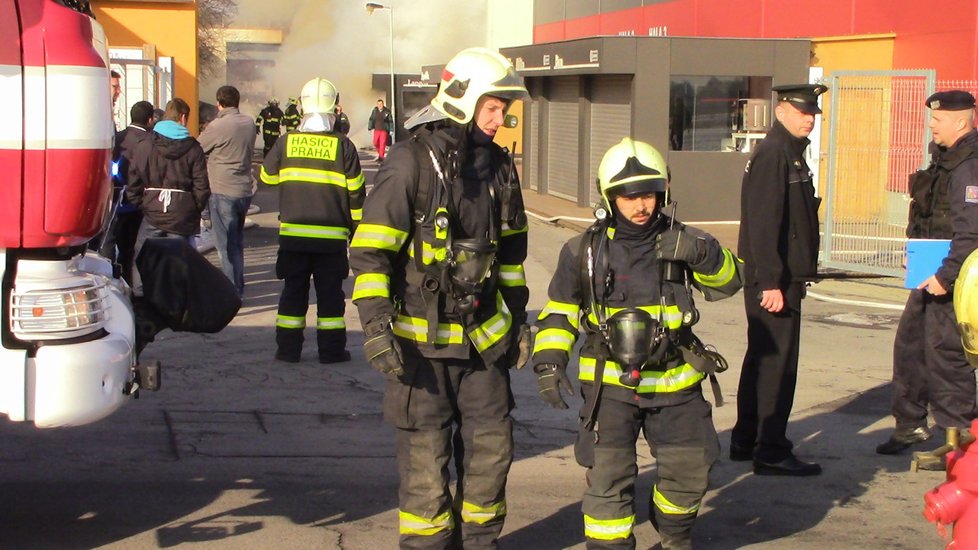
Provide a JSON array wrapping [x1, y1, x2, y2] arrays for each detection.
[[350, 47, 530, 549], [127, 97, 211, 295], [366, 99, 392, 161], [334, 104, 351, 135], [100, 100, 154, 284], [876, 90, 978, 469], [730, 84, 827, 477], [260, 78, 363, 364]]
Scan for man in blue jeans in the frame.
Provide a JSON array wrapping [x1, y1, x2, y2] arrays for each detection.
[[199, 85, 257, 296]]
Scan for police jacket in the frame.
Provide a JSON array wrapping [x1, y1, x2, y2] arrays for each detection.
[[907, 130, 978, 290], [283, 104, 302, 131], [532, 214, 742, 406], [126, 123, 210, 236], [257, 106, 284, 136], [738, 120, 821, 305], [259, 124, 365, 254], [350, 123, 529, 366]]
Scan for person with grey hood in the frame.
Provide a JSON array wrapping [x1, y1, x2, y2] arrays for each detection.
[[127, 97, 210, 295], [198, 85, 257, 297]]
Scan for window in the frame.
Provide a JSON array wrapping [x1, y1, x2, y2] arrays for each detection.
[[669, 76, 772, 151]]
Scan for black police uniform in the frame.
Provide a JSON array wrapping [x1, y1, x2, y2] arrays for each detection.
[[888, 91, 978, 441], [731, 84, 824, 467], [259, 120, 365, 363]]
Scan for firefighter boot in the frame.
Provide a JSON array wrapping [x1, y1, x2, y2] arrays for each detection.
[[876, 426, 932, 455], [658, 532, 693, 550]]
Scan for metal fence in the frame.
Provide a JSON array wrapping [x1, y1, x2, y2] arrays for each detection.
[[822, 71, 978, 276]]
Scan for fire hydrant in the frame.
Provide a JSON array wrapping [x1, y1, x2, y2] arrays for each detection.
[[923, 420, 978, 548]]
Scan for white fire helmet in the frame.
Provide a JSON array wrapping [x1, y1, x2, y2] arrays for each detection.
[[405, 47, 528, 129], [300, 78, 338, 115], [955, 248, 978, 366], [597, 138, 669, 211]]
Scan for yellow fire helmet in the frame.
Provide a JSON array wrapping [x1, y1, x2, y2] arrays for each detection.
[[405, 47, 528, 129], [597, 138, 669, 211], [955, 247, 978, 366], [299, 78, 338, 115]]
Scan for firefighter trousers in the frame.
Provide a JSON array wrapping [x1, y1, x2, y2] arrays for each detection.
[[384, 348, 515, 550], [274, 249, 348, 362], [581, 393, 718, 549], [891, 290, 977, 431], [262, 134, 279, 157]]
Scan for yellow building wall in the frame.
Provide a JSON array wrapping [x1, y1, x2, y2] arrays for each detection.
[[92, 1, 199, 133], [494, 100, 524, 154], [811, 35, 895, 214]]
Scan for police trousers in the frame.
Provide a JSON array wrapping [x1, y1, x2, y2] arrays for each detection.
[[384, 349, 514, 550], [891, 290, 977, 431], [580, 392, 718, 550], [274, 249, 348, 361], [731, 287, 802, 462]]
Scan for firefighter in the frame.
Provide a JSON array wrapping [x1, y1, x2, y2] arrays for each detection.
[[532, 139, 743, 550], [256, 97, 285, 157], [349, 47, 531, 549], [283, 97, 302, 132], [259, 79, 364, 364]]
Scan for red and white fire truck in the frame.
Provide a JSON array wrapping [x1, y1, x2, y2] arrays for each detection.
[[1, 0, 150, 428]]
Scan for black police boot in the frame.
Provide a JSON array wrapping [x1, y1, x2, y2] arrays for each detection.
[[876, 426, 932, 455]]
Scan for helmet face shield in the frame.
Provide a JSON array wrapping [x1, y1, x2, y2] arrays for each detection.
[[598, 138, 669, 210], [428, 47, 528, 126]]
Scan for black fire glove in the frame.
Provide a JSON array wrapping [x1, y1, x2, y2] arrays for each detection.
[[507, 324, 532, 369], [654, 227, 709, 270], [534, 363, 573, 410], [363, 316, 404, 377]]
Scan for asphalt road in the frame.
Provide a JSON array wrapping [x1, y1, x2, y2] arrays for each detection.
[[0, 161, 952, 549]]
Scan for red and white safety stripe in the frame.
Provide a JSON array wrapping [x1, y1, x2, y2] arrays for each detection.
[[0, 64, 114, 151]]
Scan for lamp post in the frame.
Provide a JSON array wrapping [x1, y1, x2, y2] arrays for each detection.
[[366, 2, 395, 144]]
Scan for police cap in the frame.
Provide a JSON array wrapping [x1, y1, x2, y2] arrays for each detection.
[[773, 83, 829, 114], [925, 90, 976, 111]]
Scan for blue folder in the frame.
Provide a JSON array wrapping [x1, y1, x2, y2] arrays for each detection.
[[905, 239, 951, 289]]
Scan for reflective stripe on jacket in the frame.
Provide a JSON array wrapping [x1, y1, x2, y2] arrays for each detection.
[[260, 131, 364, 253]]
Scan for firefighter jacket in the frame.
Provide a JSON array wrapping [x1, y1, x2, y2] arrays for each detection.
[[283, 103, 302, 132], [907, 130, 978, 290], [738, 120, 821, 306], [256, 105, 284, 136], [532, 215, 742, 406], [350, 123, 529, 366], [126, 121, 210, 236], [259, 128, 365, 254]]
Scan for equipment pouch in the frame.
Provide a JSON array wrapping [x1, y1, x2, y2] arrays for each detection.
[[909, 168, 939, 217], [575, 418, 597, 468]]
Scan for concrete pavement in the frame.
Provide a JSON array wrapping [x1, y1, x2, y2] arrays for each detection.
[[0, 161, 952, 549]]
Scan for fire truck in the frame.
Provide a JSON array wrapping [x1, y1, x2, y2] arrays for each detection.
[[1, 0, 155, 428]]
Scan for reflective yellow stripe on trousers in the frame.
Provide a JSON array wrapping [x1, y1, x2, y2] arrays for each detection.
[[399, 509, 454, 536], [460, 500, 507, 525], [584, 513, 634, 541]]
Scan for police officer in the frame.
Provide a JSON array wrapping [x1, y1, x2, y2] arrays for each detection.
[[533, 139, 742, 550], [256, 97, 285, 157], [349, 47, 531, 549], [260, 79, 364, 364], [730, 83, 827, 476], [876, 90, 978, 468], [283, 97, 302, 132]]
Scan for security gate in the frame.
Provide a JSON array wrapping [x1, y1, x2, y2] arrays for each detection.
[[822, 70, 934, 276]]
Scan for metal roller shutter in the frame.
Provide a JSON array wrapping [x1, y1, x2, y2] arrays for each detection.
[[589, 75, 633, 207], [525, 101, 540, 191], [547, 77, 580, 200]]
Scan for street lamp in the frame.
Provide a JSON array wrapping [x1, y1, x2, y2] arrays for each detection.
[[366, 2, 396, 144]]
